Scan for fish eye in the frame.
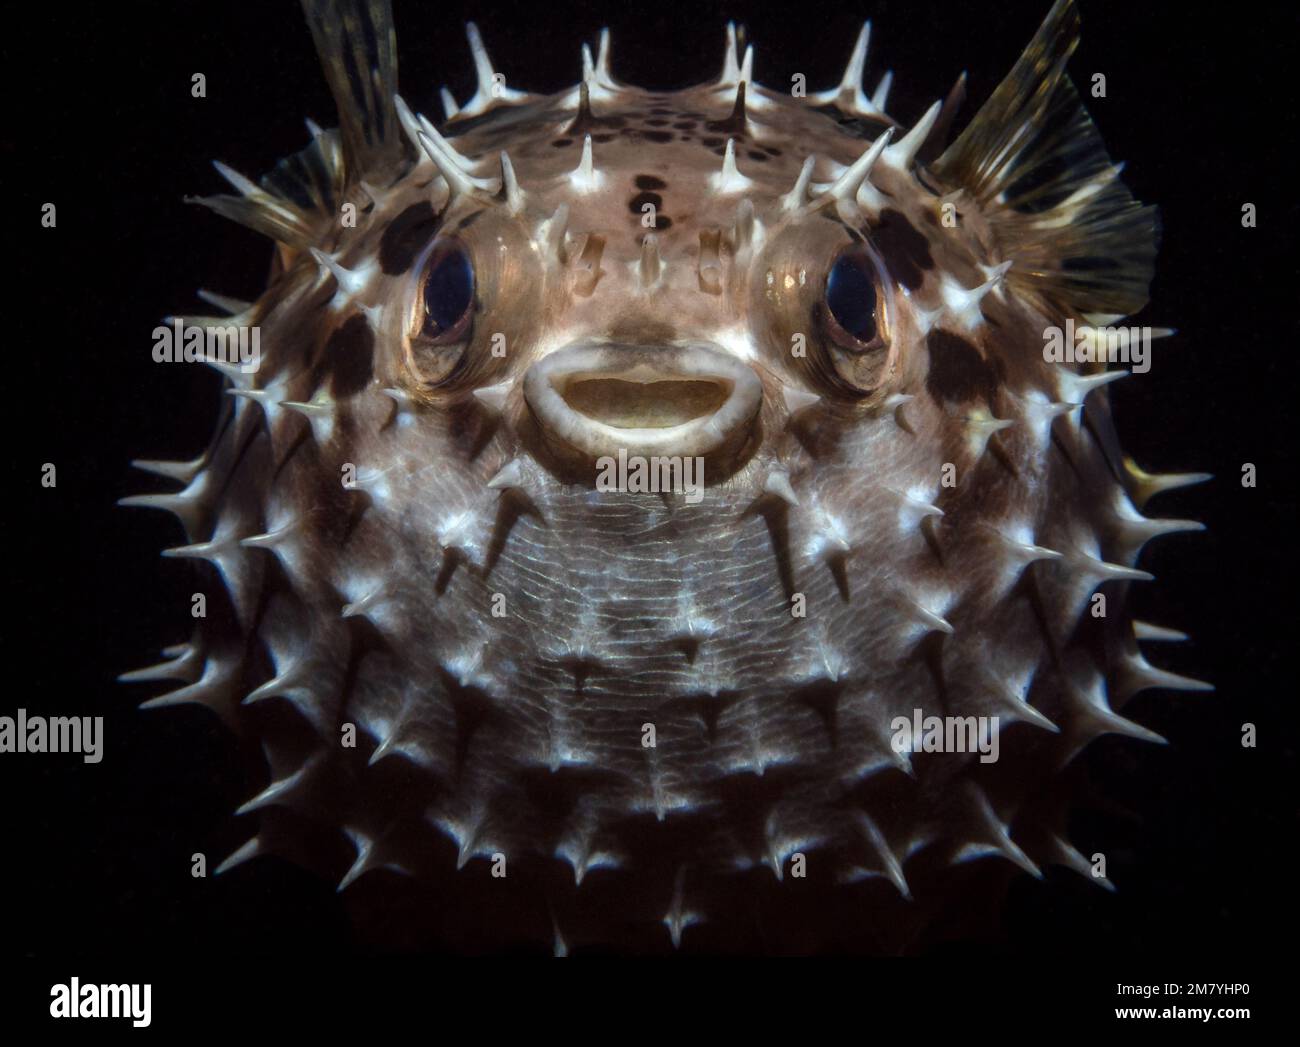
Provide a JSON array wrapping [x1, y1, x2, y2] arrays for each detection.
[[818, 242, 895, 393], [824, 246, 884, 349], [421, 240, 475, 341], [405, 238, 475, 388]]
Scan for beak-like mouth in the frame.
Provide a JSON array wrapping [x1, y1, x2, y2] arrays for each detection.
[[523, 343, 763, 461]]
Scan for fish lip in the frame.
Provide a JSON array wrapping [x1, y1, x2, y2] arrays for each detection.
[[523, 343, 763, 460]]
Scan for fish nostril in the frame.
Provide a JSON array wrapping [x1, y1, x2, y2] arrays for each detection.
[[559, 377, 731, 429]]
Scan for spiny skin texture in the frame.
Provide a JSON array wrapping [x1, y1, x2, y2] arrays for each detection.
[[124, 0, 1208, 952]]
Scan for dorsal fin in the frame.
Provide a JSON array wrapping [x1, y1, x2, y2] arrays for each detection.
[[301, 0, 402, 184], [935, 0, 1159, 318], [261, 128, 346, 216]]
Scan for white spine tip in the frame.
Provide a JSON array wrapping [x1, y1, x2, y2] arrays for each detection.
[[212, 160, 259, 198], [883, 99, 942, 171], [308, 248, 365, 297], [500, 151, 525, 213], [440, 86, 460, 120], [782, 155, 817, 212], [473, 380, 512, 413], [639, 233, 663, 289], [486, 458, 526, 491], [763, 468, 799, 506], [782, 385, 821, 416], [711, 138, 755, 193], [571, 135, 603, 192]]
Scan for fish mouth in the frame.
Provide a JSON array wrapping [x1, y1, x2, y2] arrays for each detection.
[[523, 343, 763, 465]]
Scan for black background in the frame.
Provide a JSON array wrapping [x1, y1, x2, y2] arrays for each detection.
[[5, 0, 1295, 1017]]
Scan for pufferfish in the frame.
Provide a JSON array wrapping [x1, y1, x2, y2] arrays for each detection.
[[121, 0, 1211, 953]]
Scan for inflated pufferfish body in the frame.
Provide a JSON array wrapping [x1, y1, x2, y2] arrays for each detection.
[[123, 0, 1209, 952]]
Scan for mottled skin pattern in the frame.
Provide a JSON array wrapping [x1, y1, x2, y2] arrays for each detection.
[[124, 0, 1207, 952]]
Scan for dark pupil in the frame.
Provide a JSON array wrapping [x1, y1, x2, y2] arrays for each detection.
[[423, 246, 473, 334], [826, 254, 878, 343]]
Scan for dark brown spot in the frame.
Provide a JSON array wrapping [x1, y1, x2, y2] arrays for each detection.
[[645, 117, 671, 127], [643, 130, 674, 143], [378, 201, 439, 276], [925, 330, 996, 406], [593, 132, 616, 143], [648, 107, 675, 116], [672, 121, 697, 130], [326, 315, 375, 398], [701, 136, 723, 148], [747, 150, 768, 162], [870, 208, 934, 291], [628, 191, 663, 214], [629, 189, 671, 229], [763, 146, 782, 157], [635, 175, 667, 190], [551, 138, 574, 148]]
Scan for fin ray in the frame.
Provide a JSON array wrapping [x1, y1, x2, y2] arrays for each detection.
[[300, 0, 402, 183], [935, 0, 1159, 317]]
